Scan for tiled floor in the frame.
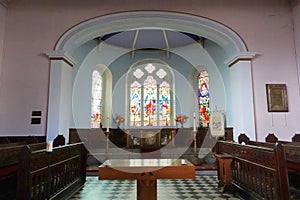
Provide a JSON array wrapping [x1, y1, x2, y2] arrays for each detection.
[[70, 171, 243, 200]]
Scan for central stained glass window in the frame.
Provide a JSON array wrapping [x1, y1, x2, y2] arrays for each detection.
[[129, 63, 171, 126]]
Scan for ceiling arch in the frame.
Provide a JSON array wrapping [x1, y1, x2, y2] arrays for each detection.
[[54, 11, 250, 63]]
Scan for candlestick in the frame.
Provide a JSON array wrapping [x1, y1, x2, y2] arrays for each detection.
[[106, 117, 110, 132], [193, 112, 197, 132]]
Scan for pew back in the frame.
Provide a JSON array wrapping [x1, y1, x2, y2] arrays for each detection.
[[283, 143, 300, 171], [216, 141, 289, 200], [17, 142, 87, 200], [0, 142, 46, 200]]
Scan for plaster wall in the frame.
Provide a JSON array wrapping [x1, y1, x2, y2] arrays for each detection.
[[0, 2, 6, 81]]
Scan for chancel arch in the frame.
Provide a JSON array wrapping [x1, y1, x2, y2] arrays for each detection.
[[46, 11, 256, 142]]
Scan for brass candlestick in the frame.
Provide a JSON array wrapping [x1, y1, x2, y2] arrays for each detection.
[[193, 130, 200, 165]]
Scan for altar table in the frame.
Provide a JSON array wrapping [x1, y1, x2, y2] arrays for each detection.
[[98, 158, 195, 200]]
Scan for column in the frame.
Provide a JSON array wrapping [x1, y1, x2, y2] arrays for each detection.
[[45, 51, 76, 143], [225, 52, 256, 141]]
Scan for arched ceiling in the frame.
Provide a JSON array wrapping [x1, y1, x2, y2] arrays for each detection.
[[52, 11, 256, 67]]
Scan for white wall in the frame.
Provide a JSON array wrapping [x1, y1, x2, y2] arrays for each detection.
[[0, 0, 299, 141]]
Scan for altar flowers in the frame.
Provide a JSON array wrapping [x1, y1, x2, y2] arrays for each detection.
[[115, 115, 125, 127], [175, 115, 188, 127]]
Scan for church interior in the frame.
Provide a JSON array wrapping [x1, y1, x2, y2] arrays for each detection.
[[1, 0, 300, 199]]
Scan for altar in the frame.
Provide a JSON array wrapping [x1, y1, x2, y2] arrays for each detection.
[[98, 158, 195, 200]]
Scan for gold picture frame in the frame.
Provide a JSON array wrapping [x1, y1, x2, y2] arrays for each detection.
[[266, 84, 288, 112]]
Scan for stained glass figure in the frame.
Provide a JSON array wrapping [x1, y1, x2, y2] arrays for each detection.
[[198, 70, 210, 125], [143, 76, 157, 126], [159, 81, 171, 126], [130, 81, 142, 126], [90, 71, 102, 128]]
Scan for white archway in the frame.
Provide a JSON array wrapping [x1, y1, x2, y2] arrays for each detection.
[[46, 11, 256, 142]]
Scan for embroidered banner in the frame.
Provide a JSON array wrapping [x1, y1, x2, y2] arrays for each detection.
[[210, 112, 225, 137]]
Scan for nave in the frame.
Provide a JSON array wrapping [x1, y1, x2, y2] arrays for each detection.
[[70, 171, 242, 200]]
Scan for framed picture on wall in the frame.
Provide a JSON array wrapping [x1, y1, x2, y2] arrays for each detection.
[[266, 84, 288, 112]]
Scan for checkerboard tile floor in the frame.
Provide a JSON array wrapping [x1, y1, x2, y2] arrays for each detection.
[[70, 171, 243, 200]]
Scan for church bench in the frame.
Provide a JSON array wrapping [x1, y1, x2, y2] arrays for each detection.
[[282, 142, 300, 189], [0, 142, 45, 178], [265, 133, 299, 144], [17, 142, 87, 200], [0, 142, 46, 200], [238, 133, 275, 148], [0, 136, 46, 144], [216, 140, 289, 200], [238, 133, 300, 170], [284, 143, 300, 171], [238, 133, 300, 191]]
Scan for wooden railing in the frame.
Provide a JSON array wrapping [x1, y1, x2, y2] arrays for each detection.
[[17, 142, 87, 200]]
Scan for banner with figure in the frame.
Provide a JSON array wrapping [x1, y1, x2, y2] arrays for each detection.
[[210, 111, 225, 137]]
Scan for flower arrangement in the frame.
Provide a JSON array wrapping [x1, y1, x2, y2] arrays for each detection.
[[115, 115, 125, 127], [175, 115, 188, 127]]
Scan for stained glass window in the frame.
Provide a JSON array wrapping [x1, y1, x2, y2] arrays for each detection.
[[90, 70, 102, 128], [198, 70, 210, 125], [143, 76, 157, 126], [130, 81, 142, 126], [129, 63, 173, 127], [159, 81, 170, 126]]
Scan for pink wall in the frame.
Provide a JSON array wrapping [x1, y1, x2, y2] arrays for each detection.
[[0, 0, 299, 141], [0, 2, 6, 82]]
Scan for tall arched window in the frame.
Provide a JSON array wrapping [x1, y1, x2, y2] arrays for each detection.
[[90, 70, 102, 128], [198, 70, 210, 125], [130, 81, 142, 126], [159, 81, 171, 126], [129, 62, 173, 127]]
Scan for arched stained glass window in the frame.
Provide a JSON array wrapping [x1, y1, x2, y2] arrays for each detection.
[[129, 62, 174, 127], [143, 76, 157, 126], [90, 70, 102, 128], [159, 81, 170, 126], [198, 70, 210, 125], [130, 81, 142, 126]]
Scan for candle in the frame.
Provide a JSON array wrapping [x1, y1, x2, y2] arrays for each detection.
[[193, 112, 197, 132], [47, 141, 53, 152], [106, 117, 110, 132]]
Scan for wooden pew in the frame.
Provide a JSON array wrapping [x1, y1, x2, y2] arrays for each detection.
[[292, 134, 300, 142], [0, 142, 46, 200], [238, 133, 300, 190], [216, 140, 289, 200], [17, 142, 87, 200], [265, 133, 293, 144], [0, 136, 46, 144], [283, 142, 300, 191], [238, 133, 275, 148]]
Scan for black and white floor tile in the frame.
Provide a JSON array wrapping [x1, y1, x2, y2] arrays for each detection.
[[70, 171, 243, 200]]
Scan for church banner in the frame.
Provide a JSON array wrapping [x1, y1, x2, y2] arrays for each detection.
[[210, 111, 225, 137]]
